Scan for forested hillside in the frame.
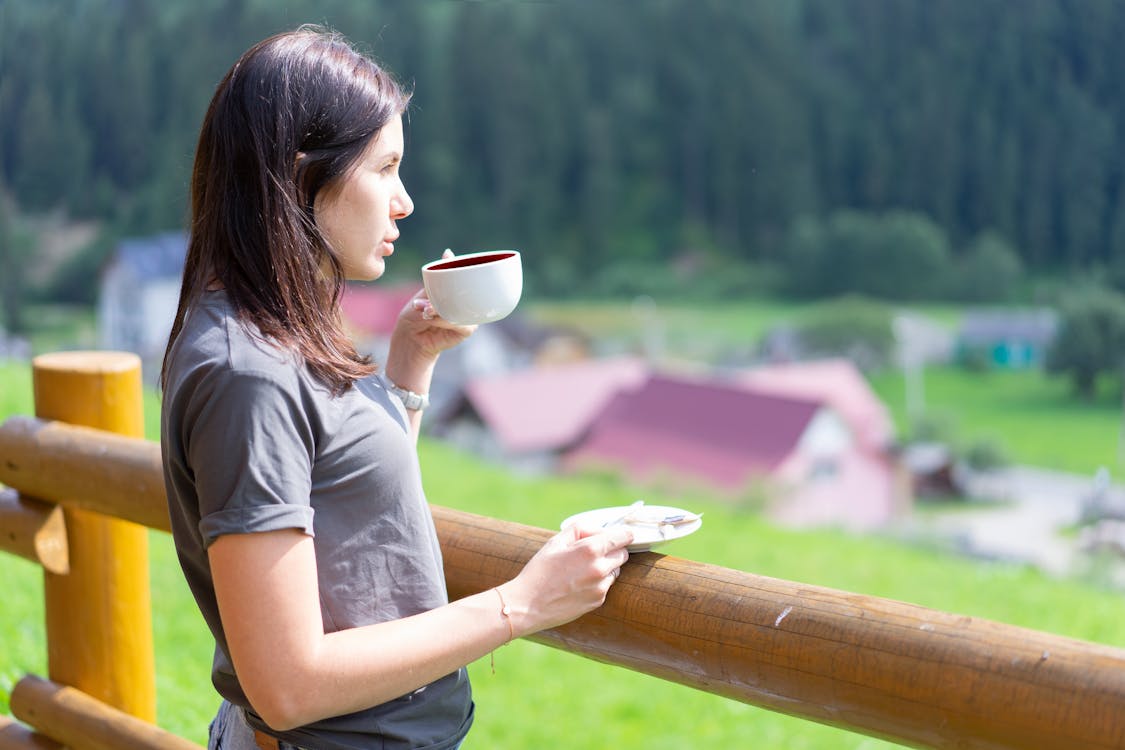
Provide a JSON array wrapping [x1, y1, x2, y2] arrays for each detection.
[[4, 0, 1125, 301]]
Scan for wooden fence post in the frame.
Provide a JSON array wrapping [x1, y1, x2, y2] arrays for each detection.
[[31, 351, 155, 721]]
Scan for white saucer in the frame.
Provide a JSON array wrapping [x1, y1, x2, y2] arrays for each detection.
[[561, 504, 703, 552]]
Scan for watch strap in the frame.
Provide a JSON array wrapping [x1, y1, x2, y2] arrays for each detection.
[[388, 382, 430, 411]]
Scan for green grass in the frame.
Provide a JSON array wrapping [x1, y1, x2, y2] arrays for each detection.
[[528, 298, 808, 362], [0, 362, 32, 418], [18, 304, 99, 355], [526, 298, 965, 365], [869, 365, 1123, 475], [0, 360, 163, 440]]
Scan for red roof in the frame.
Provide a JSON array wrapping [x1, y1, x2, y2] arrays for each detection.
[[340, 283, 420, 337], [464, 357, 649, 453], [734, 358, 894, 449], [564, 375, 821, 491]]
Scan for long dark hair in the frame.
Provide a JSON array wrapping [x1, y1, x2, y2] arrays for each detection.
[[162, 27, 411, 394]]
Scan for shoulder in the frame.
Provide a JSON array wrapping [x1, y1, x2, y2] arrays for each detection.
[[169, 292, 305, 389], [163, 294, 334, 438]]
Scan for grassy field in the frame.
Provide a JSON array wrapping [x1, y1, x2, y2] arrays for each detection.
[[13, 304, 99, 355], [869, 365, 1123, 476], [528, 298, 965, 365], [529, 298, 810, 363]]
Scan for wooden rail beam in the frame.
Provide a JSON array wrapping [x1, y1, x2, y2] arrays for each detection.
[[0, 417, 168, 532], [3, 416, 1125, 747], [0, 716, 62, 750], [0, 488, 68, 574], [10, 675, 202, 750], [435, 506, 1125, 750]]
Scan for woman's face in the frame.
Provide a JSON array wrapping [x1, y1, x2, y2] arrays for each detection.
[[315, 114, 414, 281]]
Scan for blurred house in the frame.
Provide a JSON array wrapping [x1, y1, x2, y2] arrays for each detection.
[[435, 357, 908, 529], [98, 231, 187, 380], [563, 374, 906, 530], [899, 442, 960, 498], [731, 357, 895, 452], [954, 308, 1059, 369], [431, 356, 647, 472], [339, 282, 421, 355]]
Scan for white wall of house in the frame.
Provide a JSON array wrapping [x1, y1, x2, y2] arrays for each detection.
[[794, 408, 853, 459], [774, 408, 903, 530], [99, 260, 181, 363]]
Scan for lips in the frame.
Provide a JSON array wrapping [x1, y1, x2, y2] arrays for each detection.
[[382, 230, 399, 255]]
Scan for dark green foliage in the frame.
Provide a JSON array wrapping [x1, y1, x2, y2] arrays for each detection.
[[793, 295, 896, 370], [45, 229, 119, 305], [0, 201, 34, 334], [1046, 288, 1125, 398], [955, 232, 1024, 303], [963, 438, 1010, 472], [782, 211, 952, 301], [3, 0, 1125, 302]]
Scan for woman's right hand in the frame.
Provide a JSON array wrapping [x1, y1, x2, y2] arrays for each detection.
[[500, 524, 634, 638]]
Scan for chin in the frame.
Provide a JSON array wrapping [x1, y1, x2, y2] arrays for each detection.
[[346, 260, 385, 282]]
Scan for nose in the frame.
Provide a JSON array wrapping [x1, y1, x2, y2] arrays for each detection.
[[391, 181, 413, 220]]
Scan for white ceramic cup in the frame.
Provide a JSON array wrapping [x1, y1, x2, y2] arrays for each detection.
[[421, 250, 523, 325]]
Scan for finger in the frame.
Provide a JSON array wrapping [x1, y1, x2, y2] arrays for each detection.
[[607, 547, 630, 569], [597, 527, 635, 551], [442, 248, 455, 259], [412, 298, 437, 320], [569, 523, 608, 541], [554, 523, 584, 547]]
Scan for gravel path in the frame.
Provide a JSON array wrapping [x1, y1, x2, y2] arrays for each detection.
[[904, 465, 1125, 583]]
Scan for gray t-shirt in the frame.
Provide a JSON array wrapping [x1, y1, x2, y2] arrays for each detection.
[[161, 291, 472, 750]]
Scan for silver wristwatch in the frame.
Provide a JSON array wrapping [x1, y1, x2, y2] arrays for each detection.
[[388, 383, 430, 411]]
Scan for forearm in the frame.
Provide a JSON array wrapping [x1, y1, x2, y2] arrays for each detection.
[[383, 344, 436, 441], [255, 587, 513, 730], [213, 527, 630, 733], [382, 286, 475, 440]]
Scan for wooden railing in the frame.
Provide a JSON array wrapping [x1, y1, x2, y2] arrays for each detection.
[[2, 352, 1125, 749]]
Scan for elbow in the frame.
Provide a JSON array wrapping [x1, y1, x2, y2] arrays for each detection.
[[244, 677, 315, 732]]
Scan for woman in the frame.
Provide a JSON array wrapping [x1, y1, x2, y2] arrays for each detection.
[[160, 27, 632, 750]]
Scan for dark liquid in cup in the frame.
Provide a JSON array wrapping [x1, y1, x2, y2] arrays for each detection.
[[428, 252, 515, 271]]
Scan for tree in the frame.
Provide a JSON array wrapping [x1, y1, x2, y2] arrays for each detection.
[[0, 192, 34, 334], [955, 230, 1023, 302], [780, 210, 952, 301], [794, 295, 896, 371], [1046, 288, 1125, 399]]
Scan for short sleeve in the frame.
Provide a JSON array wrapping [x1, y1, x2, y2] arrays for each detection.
[[188, 369, 316, 546]]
